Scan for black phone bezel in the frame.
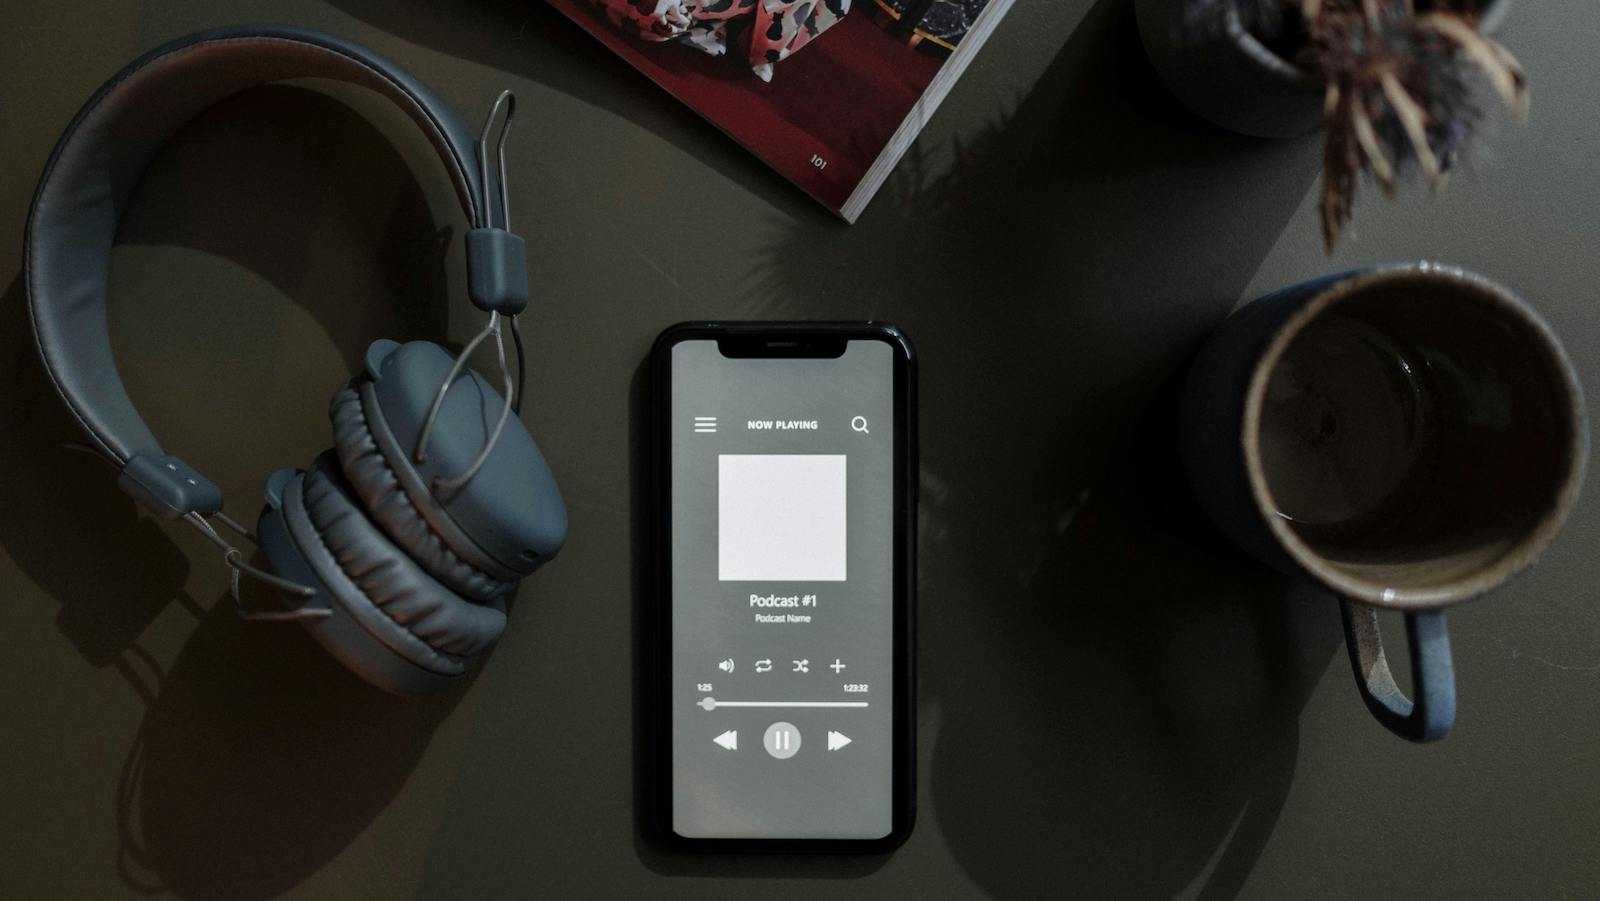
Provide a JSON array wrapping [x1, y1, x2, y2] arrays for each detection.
[[646, 321, 917, 854]]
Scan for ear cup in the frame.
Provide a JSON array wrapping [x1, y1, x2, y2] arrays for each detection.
[[358, 340, 566, 574], [290, 452, 507, 676], [330, 381, 517, 602]]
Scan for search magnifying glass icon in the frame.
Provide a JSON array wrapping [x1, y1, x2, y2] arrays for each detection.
[[851, 416, 869, 435]]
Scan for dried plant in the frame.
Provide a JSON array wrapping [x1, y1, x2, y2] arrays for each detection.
[[1186, 0, 1528, 250]]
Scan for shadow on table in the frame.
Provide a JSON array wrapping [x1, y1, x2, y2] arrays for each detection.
[[0, 277, 200, 706], [734, 0, 1340, 896], [0, 84, 474, 900], [110, 83, 456, 372], [111, 590, 476, 901], [925, 368, 1339, 900]]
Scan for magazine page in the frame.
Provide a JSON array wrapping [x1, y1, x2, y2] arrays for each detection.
[[544, 0, 1010, 220]]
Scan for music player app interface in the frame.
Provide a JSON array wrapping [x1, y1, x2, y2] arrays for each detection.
[[670, 339, 894, 839]]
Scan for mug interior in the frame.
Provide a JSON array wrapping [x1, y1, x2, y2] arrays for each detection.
[[1244, 267, 1585, 607]]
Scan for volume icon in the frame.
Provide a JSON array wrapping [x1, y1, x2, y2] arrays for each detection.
[[718, 658, 735, 673]]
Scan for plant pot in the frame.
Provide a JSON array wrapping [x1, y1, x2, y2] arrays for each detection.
[[1134, 0, 1513, 140]]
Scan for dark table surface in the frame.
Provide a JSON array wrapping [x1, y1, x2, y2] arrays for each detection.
[[2, 1, 1597, 898]]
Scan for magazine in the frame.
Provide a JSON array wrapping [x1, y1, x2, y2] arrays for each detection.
[[544, 0, 1018, 221]]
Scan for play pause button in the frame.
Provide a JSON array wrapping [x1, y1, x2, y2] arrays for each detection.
[[763, 722, 801, 759], [827, 731, 852, 751], [713, 730, 737, 751]]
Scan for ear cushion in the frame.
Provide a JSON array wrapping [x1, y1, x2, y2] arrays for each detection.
[[293, 452, 506, 674], [329, 382, 516, 602], [261, 469, 456, 695]]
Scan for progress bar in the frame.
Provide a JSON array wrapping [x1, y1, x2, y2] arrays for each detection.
[[698, 697, 868, 711]]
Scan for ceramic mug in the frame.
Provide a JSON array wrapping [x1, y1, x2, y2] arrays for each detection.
[[1180, 263, 1587, 741]]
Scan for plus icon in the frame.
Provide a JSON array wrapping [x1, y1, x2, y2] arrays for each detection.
[[829, 659, 846, 674]]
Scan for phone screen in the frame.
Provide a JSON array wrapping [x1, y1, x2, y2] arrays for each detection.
[[666, 336, 899, 841]]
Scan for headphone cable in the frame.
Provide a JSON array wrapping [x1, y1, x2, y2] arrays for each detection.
[[510, 314, 526, 415]]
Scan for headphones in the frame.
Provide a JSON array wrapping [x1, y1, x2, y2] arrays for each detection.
[[24, 25, 567, 695]]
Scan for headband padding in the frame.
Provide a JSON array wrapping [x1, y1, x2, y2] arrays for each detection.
[[25, 25, 487, 465], [292, 453, 506, 674], [330, 381, 517, 601]]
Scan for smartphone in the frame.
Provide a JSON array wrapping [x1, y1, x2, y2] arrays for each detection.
[[649, 322, 916, 852]]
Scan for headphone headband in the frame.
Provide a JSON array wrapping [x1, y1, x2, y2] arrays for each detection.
[[25, 25, 495, 514]]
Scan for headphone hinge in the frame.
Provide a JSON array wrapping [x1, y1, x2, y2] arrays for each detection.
[[117, 453, 223, 519], [466, 227, 529, 315]]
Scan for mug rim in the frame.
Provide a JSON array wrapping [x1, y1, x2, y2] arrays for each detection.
[[1240, 262, 1588, 609]]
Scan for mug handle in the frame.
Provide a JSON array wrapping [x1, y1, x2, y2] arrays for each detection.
[[1338, 599, 1456, 742]]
